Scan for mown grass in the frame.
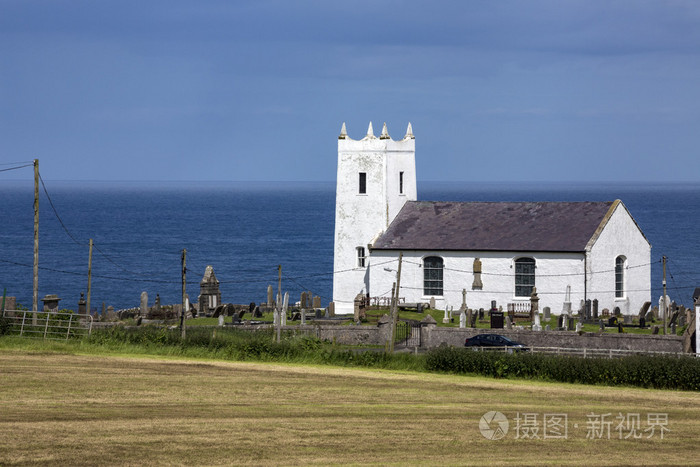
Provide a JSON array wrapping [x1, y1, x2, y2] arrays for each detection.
[[1, 351, 698, 466]]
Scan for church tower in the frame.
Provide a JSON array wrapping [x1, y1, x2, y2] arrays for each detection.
[[332, 122, 417, 314]]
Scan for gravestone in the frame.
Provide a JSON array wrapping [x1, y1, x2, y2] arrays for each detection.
[[532, 312, 542, 331], [41, 294, 61, 312], [599, 320, 605, 332], [623, 314, 632, 325], [442, 308, 449, 324], [470, 311, 478, 328], [218, 314, 224, 326], [490, 311, 504, 329], [313, 296, 321, 309], [638, 301, 651, 320], [472, 258, 483, 290], [140, 291, 148, 316], [543, 306, 551, 322], [267, 285, 274, 309], [506, 316, 512, 330], [639, 316, 646, 328], [461, 288, 467, 311], [315, 309, 322, 318], [300, 292, 308, 309], [459, 311, 466, 328], [602, 308, 610, 317], [478, 309, 484, 320], [562, 285, 572, 315], [557, 315, 564, 329], [678, 314, 686, 327], [429, 297, 436, 309], [567, 317, 576, 331], [652, 326, 660, 335], [575, 322, 582, 333], [613, 306, 620, 317], [282, 292, 290, 326], [585, 300, 592, 320], [645, 310, 654, 322], [253, 306, 262, 318], [545, 324, 551, 331], [592, 299, 598, 320], [78, 293, 86, 315], [329, 302, 335, 317]]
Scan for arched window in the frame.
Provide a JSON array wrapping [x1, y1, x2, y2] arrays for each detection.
[[615, 256, 626, 298], [423, 256, 444, 296], [514, 258, 536, 297]]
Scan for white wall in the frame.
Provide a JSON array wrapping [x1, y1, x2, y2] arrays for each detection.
[[587, 201, 651, 316], [369, 250, 585, 314], [332, 123, 416, 314]]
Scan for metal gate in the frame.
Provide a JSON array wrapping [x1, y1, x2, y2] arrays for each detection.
[[395, 321, 421, 347], [1, 310, 93, 340]]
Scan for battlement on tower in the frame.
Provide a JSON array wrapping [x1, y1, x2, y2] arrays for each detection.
[[337, 122, 415, 153]]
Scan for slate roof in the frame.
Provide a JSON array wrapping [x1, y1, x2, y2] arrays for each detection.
[[372, 200, 617, 252]]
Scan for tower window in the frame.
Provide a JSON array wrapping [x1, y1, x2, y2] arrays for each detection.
[[359, 172, 366, 194], [514, 258, 535, 297], [423, 256, 444, 296], [357, 247, 366, 267], [399, 171, 404, 194]]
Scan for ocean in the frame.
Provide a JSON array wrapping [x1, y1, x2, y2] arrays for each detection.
[[1, 181, 699, 311]]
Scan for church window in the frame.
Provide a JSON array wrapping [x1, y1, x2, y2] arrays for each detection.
[[359, 172, 366, 194], [357, 247, 366, 268], [514, 258, 535, 297], [423, 256, 444, 296], [615, 256, 626, 298], [399, 171, 404, 194]]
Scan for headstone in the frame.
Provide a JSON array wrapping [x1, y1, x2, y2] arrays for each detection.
[[567, 317, 576, 331], [324, 308, 329, 318], [283, 292, 290, 326], [78, 292, 86, 315], [645, 310, 654, 322], [442, 308, 449, 324], [562, 285, 572, 315], [678, 314, 686, 327], [599, 320, 605, 332], [613, 306, 621, 317], [652, 326, 660, 335], [467, 308, 473, 327], [490, 311, 504, 329], [253, 305, 262, 318], [506, 316, 512, 330], [478, 308, 484, 319], [459, 311, 466, 328], [41, 294, 61, 312], [104, 306, 118, 322], [532, 312, 542, 331], [218, 314, 224, 326], [671, 323, 677, 334], [623, 314, 632, 325], [592, 299, 598, 320], [313, 296, 321, 309], [140, 291, 148, 316], [267, 285, 274, 309], [429, 297, 436, 309], [585, 299, 592, 320], [472, 258, 483, 290], [470, 311, 478, 328], [639, 316, 646, 328], [329, 301, 335, 317], [638, 301, 651, 320], [602, 308, 610, 317], [154, 295, 161, 311], [300, 292, 308, 309], [543, 306, 551, 322], [545, 325, 551, 331], [315, 309, 322, 318], [575, 322, 582, 333], [557, 315, 564, 329]]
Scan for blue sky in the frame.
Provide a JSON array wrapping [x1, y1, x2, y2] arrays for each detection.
[[2, 0, 699, 182]]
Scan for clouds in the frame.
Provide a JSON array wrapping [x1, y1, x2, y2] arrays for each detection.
[[1, 1, 699, 181]]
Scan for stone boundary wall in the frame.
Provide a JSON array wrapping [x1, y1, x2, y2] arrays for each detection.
[[227, 323, 391, 346], [421, 326, 684, 353]]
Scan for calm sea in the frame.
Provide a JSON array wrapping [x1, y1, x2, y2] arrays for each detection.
[[1, 181, 699, 310]]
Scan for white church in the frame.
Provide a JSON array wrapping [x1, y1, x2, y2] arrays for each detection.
[[332, 122, 651, 316]]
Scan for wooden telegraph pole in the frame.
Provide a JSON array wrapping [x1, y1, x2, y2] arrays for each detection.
[[32, 159, 39, 325], [181, 249, 187, 339], [86, 239, 93, 317], [389, 252, 403, 353]]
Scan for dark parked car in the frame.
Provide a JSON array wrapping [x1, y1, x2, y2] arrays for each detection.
[[464, 334, 529, 352]]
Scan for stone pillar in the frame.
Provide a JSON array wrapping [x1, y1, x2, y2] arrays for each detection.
[[592, 299, 598, 320], [329, 302, 335, 317], [41, 294, 61, 312], [529, 288, 539, 322], [420, 314, 437, 349], [140, 291, 148, 317]]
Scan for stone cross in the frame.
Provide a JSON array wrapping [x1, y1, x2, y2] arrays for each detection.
[[462, 288, 467, 309]]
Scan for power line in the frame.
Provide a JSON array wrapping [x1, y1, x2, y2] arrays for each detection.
[[0, 163, 33, 173], [38, 172, 86, 246], [0, 258, 175, 283]]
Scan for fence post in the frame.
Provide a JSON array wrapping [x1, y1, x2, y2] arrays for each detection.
[[66, 314, 73, 341], [43, 312, 50, 339], [583, 348, 587, 358], [20, 311, 26, 337]]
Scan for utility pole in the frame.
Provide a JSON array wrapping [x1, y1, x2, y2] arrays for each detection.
[[276, 265, 282, 343], [32, 159, 39, 326], [662, 255, 667, 335], [86, 239, 93, 317], [389, 252, 403, 352], [181, 249, 187, 339]]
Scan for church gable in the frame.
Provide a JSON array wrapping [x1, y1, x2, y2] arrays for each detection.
[[372, 200, 615, 252]]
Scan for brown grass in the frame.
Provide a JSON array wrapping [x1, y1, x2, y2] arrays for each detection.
[[1, 350, 699, 466]]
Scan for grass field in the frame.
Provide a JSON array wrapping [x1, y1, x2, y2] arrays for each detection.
[[1, 350, 698, 465]]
